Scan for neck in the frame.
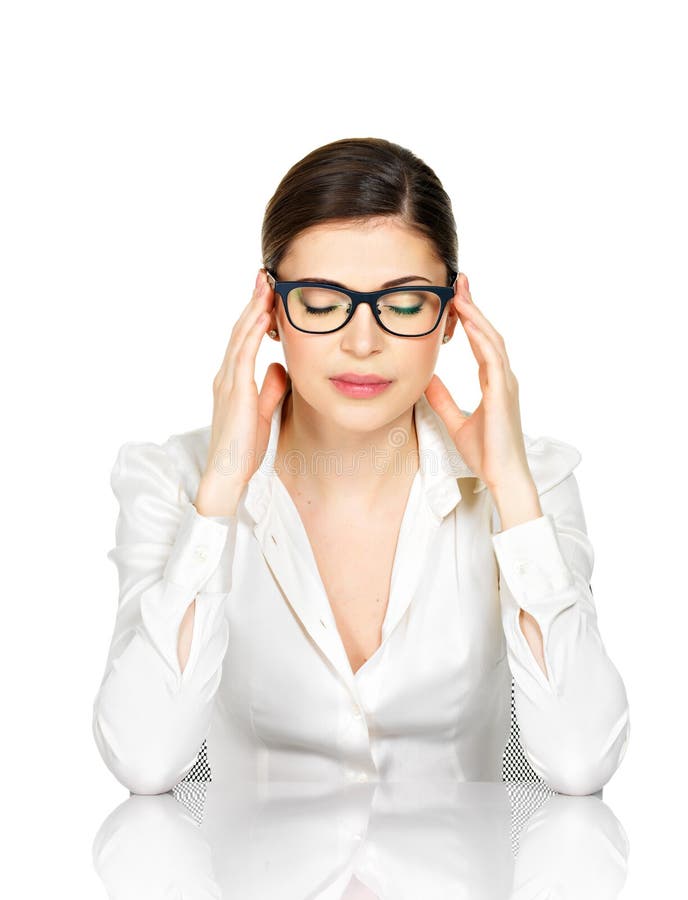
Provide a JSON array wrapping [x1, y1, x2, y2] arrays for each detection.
[[276, 386, 419, 506]]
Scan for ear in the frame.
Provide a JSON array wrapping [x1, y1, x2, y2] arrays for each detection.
[[442, 272, 469, 341], [442, 293, 460, 340]]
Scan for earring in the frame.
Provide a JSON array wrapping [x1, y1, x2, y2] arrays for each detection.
[[442, 335, 450, 343], [268, 330, 278, 338]]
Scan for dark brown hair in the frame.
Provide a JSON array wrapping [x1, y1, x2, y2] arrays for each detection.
[[261, 137, 458, 285]]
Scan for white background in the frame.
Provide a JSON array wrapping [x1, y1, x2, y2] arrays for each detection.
[[2, 1, 685, 895]]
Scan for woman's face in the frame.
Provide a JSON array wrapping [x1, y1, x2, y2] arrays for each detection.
[[268, 216, 459, 433]]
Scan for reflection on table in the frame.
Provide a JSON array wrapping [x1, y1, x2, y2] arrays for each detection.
[[93, 778, 628, 898]]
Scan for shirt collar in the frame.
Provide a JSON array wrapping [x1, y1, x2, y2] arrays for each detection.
[[243, 386, 485, 525]]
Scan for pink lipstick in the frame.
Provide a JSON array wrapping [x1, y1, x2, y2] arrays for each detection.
[[329, 372, 393, 398]]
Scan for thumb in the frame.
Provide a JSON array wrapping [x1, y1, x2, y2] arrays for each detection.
[[258, 362, 289, 415], [424, 374, 467, 438], [256, 363, 289, 456]]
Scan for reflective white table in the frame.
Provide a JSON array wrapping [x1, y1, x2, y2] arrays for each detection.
[[92, 778, 626, 898]]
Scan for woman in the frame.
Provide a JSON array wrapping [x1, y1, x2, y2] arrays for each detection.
[[92, 137, 630, 795]]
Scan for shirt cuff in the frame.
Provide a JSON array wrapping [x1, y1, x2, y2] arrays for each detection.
[[491, 513, 575, 619], [491, 513, 578, 696], [162, 502, 236, 595]]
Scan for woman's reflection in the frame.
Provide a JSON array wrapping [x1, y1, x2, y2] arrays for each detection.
[[93, 779, 628, 898]]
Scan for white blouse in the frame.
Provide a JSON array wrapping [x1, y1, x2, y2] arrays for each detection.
[[92, 389, 630, 795]]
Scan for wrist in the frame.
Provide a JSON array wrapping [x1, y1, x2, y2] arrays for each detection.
[[489, 475, 542, 532], [195, 473, 246, 518]]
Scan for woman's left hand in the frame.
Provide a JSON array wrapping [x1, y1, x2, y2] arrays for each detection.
[[424, 274, 534, 496]]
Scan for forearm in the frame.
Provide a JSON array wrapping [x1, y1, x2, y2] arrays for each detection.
[[93, 578, 230, 794], [175, 480, 245, 672], [96, 440, 239, 795], [490, 468, 631, 795], [519, 609, 547, 677], [492, 474, 547, 676], [178, 598, 196, 674], [492, 472, 543, 532]]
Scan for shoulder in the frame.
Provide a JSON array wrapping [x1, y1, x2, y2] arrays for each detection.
[[522, 430, 583, 496], [453, 404, 583, 497], [110, 424, 212, 504], [486, 431, 585, 536]]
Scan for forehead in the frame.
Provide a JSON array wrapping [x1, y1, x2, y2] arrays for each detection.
[[281, 217, 442, 271]]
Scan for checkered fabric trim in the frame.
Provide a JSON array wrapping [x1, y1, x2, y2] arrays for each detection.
[[178, 738, 212, 783], [501, 677, 548, 784], [170, 739, 212, 824], [170, 779, 209, 825], [505, 781, 556, 856]]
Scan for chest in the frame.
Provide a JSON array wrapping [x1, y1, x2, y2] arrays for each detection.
[[287, 488, 412, 675]]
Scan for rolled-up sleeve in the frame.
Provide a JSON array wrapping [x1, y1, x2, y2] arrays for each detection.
[[491, 441, 630, 796], [92, 439, 238, 795]]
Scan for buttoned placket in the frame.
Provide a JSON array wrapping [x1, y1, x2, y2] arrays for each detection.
[[242, 388, 487, 781]]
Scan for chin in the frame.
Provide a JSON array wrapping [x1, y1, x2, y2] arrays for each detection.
[[326, 386, 418, 431]]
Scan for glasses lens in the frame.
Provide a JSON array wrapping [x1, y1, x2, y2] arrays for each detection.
[[286, 286, 352, 332], [378, 289, 441, 335], [286, 286, 441, 335]]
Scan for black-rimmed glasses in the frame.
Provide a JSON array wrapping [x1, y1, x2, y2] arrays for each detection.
[[265, 269, 458, 337]]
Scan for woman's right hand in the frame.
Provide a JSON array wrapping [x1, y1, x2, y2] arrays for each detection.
[[195, 268, 288, 517]]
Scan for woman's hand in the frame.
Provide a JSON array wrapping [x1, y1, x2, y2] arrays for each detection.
[[424, 274, 533, 497], [195, 268, 288, 517]]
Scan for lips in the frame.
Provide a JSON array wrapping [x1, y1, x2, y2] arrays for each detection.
[[330, 373, 392, 384]]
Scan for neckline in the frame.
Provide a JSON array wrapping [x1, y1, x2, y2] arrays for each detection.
[[272, 466, 423, 680]]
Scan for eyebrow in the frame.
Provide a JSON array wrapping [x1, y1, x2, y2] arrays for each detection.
[[298, 275, 432, 289]]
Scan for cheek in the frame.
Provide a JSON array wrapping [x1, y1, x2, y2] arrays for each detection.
[[279, 332, 327, 380], [400, 341, 440, 379]]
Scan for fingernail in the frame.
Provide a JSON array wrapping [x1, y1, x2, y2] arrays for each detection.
[[255, 269, 263, 289]]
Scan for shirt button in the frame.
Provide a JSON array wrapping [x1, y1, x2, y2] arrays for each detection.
[[194, 545, 209, 562], [514, 559, 529, 574], [345, 769, 369, 783], [352, 706, 362, 719]]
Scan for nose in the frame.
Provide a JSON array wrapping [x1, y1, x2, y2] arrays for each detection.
[[340, 302, 384, 349]]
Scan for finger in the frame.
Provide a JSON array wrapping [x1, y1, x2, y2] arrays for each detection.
[[462, 317, 507, 393], [256, 363, 289, 453], [424, 373, 468, 436], [454, 285, 511, 370], [226, 271, 268, 340], [454, 300, 483, 360], [231, 310, 273, 381], [237, 270, 274, 328], [215, 309, 271, 392], [219, 275, 274, 376], [450, 277, 486, 359], [232, 273, 275, 347], [258, 362, 289, 418]]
